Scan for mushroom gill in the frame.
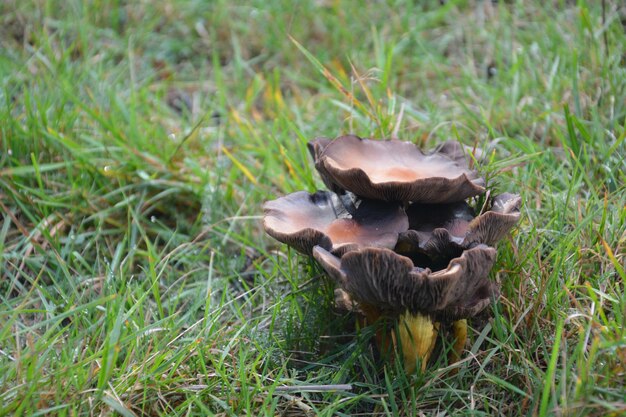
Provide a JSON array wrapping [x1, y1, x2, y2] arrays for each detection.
[[312, 245, 498, 321], [263, 190, 408, 256], [313, 135, 485, 203]]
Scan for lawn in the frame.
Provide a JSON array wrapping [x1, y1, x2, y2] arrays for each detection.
[[1, 0, 625, 416]]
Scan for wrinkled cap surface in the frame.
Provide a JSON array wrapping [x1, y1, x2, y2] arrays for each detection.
[[313, 244, 498, 322], [313, 135, 485, 203], [395, 193, 522, 268], [263, 190, 408, 255]]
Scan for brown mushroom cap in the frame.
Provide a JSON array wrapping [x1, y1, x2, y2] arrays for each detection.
[[312, 244, 498, 322], [396, 193, 522, 268], [314, 135, 485, 203], [263, 191, 408, 256], [464, 192, 522, 246]]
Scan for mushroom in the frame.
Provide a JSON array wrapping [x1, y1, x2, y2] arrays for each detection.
[[312, 135, 485, 203], [313, 244, 498, 373], [263, 134, 521, 375], [263, 190, 409, 256]]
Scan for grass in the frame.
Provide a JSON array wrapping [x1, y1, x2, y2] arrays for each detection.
[[1, 0, 625, 415]]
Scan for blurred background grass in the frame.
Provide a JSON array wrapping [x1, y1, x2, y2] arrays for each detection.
[[1, 0, 625, 416]]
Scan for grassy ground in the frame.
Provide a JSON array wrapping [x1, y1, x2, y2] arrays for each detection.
[[1, 0, 625, 416]]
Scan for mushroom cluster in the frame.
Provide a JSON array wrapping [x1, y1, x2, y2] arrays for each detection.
[[263, 135, 521, 373]]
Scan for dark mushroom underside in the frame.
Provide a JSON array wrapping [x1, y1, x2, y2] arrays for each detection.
[[396, 193, 521, 268]]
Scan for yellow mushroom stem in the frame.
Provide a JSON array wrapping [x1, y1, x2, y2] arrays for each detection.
[[448, 319, 468, 366], [358, 305, 466, 374], [358, 304, 395, 355], [398, 312, 439, 374]]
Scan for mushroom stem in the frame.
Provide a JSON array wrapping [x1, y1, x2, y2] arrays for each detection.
[[359, 303, 382, 325], [448, 319, 468, 369], [359, 303, 397, 357], [398, 312, 438, 373]]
